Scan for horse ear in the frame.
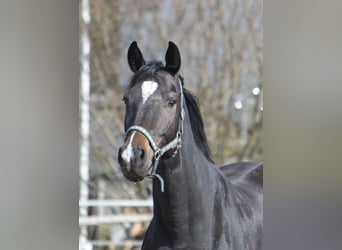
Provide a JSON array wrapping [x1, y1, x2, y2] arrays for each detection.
[[165, 41, 181, 75], [127, 41, 146, 73]]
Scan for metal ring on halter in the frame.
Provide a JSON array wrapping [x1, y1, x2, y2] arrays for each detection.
[[154, 149, 162, 161]]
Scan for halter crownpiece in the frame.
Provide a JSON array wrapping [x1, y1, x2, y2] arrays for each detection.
[[125, 78, 185, 192]]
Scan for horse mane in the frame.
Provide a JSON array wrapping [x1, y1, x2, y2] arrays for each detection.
[[180, 76, 214, 163], [127, 61, 214, 163]]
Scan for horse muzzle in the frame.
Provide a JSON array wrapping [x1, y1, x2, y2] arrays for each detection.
[[118, 131, 154, 182]]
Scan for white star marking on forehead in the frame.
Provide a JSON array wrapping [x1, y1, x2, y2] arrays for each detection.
[[141, 81, 158, 104]]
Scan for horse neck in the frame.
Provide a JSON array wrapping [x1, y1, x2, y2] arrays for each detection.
[[152, 106, 214, 238]]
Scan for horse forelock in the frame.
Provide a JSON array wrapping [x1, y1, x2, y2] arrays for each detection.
[[127, 60, 164, 90]]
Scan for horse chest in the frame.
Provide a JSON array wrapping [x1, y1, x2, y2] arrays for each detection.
[[144, 203, 229, 249]]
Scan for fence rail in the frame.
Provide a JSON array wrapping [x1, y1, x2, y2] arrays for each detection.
[[88, 240, 143, 247], [79, 199, 153, 225], [79, 214, 152, 225], [79, 199, 153, 208], [79, 199, 152, 249]]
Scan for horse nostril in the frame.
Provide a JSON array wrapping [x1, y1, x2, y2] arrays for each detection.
[[139, 148, 145, 160], [118, 147, 123, 164]]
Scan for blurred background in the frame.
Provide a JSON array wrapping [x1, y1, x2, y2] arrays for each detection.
[[79, 0, 262, 249], [3, 1, 342, 250]]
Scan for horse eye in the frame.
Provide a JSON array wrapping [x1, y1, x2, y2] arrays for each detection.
[[122, 96, 128, 104], [167, 99, 177, 108]]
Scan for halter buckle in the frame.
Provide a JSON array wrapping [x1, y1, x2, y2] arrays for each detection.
[[181, 108, 185, 121]]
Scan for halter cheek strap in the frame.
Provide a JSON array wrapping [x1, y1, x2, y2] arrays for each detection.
[[125, 78, 185, 192]]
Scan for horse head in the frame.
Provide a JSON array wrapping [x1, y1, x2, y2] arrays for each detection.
[[118, 41, 184, 182]]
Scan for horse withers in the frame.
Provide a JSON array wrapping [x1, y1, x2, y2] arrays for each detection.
[[118, 41, 263, 250]]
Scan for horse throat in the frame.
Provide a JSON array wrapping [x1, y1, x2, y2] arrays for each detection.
[[152, 110, 212, 242]]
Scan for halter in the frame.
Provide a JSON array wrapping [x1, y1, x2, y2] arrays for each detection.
[[125, 78, 185, 192]]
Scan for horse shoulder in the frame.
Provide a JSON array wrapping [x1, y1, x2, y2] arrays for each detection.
[[219, 162, 263, 250]]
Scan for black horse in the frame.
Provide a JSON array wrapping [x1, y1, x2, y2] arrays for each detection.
[[118, 41, 263, 250]]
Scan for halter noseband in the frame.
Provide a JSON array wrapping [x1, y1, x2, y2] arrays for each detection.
[[125, 78, 185, 192]]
